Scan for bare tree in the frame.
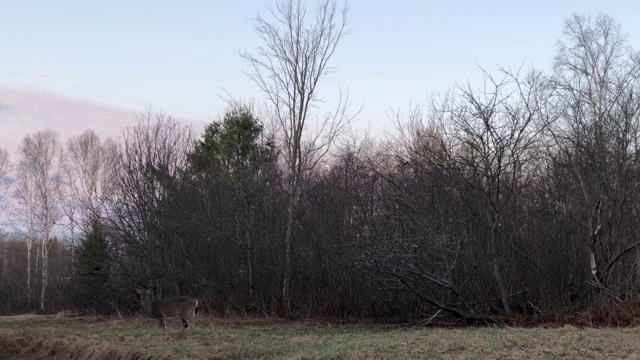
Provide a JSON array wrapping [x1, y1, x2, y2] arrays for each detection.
[[550, 13, 640, 299], [13, 130, 64, 310], [12, 153, 37, 305], [360, 66, 553, 320], [112, 110, 196, 296], [0, 148, 10, 219], [445, 69, 550, 314], [62, 130, 121, 237], [241, 0, 354, 312]]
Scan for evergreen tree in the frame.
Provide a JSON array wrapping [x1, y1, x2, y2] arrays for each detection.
[[189, 106, 274, 172], [75, 219, 112, 313]]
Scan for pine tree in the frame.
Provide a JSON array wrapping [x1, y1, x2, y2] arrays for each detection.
[[75, 219, 112, 313]]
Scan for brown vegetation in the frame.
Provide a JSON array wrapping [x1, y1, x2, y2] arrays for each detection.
[[2, 314, 640, 359]]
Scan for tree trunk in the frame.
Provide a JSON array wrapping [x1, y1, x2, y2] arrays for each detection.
[[282, 195, 295, 314], [489, 213, 511, 314], [26, 222, 32, 305], [40, 234, 48, 311]]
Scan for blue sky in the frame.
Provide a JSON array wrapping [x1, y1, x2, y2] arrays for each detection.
[[1, 0, 639, 155]]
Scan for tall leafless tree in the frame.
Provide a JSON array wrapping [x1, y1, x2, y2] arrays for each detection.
[[241, 0, 354, 313], [550, 13, 640, 299], [111, 110, 195, 297], [13, 130, 64, 310], [62, 130, 121, 238], [0, 148, 10, 220], [445, 69, 550, 313], [12, 152, 37, 305]]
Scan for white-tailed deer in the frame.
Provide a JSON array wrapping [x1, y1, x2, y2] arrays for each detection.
[[136, 289, 198, 330]]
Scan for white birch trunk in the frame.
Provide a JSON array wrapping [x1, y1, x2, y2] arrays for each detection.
[[26, 217, 33, 305]]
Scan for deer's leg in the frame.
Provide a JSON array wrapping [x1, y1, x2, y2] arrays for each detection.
[[159, 317, 167, 329], [181, 317, 189, 329]]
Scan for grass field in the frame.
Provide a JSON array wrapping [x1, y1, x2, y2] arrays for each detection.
[[1, 314, 640, 359]]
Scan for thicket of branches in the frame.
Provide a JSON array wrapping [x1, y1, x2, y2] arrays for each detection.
[[1, 9, 640, 323]]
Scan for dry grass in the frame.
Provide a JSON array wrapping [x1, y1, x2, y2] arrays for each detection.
[[1, 314, 640, 359]]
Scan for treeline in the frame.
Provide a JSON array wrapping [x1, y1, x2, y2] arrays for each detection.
[[1, 9, 640, 322]]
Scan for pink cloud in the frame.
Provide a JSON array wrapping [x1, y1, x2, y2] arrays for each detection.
[[0, 86, 203, 159]]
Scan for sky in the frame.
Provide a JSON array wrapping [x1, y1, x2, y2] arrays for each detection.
[[1, 0, 639, 158]]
